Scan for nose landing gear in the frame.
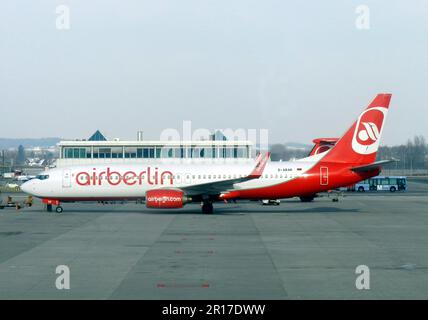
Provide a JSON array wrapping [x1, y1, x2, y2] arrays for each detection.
[[42, 199, 63, 214]]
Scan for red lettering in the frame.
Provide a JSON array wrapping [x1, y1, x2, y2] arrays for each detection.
[[123, 171, 137, 186], [75, 167, 175, 187], [138, 170, 146, 185], [154, 167, 158, 184], [98, 171, 106, 185], [160, 171, 173, 185], [76, 172, 90, 186], [92, 169, 97, 186], [147, 167, 153, 185], [107, 167, 121, 186]]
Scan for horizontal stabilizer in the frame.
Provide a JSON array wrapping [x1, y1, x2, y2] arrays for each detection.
[[351, 159, 397, 172]]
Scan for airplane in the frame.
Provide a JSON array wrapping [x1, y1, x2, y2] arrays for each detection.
[[21, 93, 393, 214]]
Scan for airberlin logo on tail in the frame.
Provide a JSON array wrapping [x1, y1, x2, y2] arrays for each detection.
[[358, 122, 380, 142], [352, 107, 388, 155]]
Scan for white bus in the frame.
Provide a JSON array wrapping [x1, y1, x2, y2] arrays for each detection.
[[355, 176, 407, 192]]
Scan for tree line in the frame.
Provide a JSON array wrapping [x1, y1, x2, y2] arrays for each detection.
[[377, 135, 427, 169]]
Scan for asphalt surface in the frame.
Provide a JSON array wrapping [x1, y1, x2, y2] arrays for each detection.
[[0, 179, 427, 299]]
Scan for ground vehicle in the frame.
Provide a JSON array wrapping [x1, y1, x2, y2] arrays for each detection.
[[0, 195, 33, 209], [355, 176, 407, 192], [261, 199, 280, 205]]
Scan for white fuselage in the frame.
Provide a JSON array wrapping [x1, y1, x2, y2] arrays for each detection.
[[21, 157, 321, 200]]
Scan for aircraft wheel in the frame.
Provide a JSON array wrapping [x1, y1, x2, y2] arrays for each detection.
[[55, 206, 64, 214], [300, 196, 315, 202], [202, 203, 214, 214]]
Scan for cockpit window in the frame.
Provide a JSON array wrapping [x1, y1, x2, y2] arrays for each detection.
[[36, 174, 49, 180]]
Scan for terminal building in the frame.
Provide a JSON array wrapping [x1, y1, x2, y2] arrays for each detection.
[[56, 130, 253, 167]]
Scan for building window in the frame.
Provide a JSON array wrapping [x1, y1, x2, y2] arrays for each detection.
[[160, 147, 179, 158], [238, 147, 248, 158], [204, 147, 213, 158], [111, 147, 123, 158], [226, 147, 234, 158], [63, 147, 90, 159], [171, 147, 184, 158], [124, 147, 137, 158], [112, 147, 121, 158], [137, 148, 143, 158], [233, 146, 247, 158], [64, 148, 72, 158], [99, 148, 111, 158], [142, 148, 155, 158], [61, 143, 250, 160], [190, 147, 207, 158]]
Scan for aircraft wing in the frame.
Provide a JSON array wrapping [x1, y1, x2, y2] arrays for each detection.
[[350, 159, 397, 173], [180, 153, 270, 196]]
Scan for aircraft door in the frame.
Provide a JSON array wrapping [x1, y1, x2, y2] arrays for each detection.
[[320, 167, 329, 186], [62, 169, 71, 188]]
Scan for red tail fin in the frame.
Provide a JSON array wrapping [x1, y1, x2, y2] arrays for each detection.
[[321, 93, 392, 165]]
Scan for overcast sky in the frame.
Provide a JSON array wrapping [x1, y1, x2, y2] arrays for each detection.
[[1, 0, 427, 145]]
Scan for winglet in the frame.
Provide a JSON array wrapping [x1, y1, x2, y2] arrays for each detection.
[[249, 152, 270, 178], [253, 152, 263, 163]]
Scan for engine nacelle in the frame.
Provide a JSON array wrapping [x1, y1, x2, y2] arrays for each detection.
[[145, 189, 189, 209]]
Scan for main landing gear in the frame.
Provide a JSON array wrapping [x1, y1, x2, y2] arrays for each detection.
[[299, 196, 315, 202], [201, 202, 214, 214]]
